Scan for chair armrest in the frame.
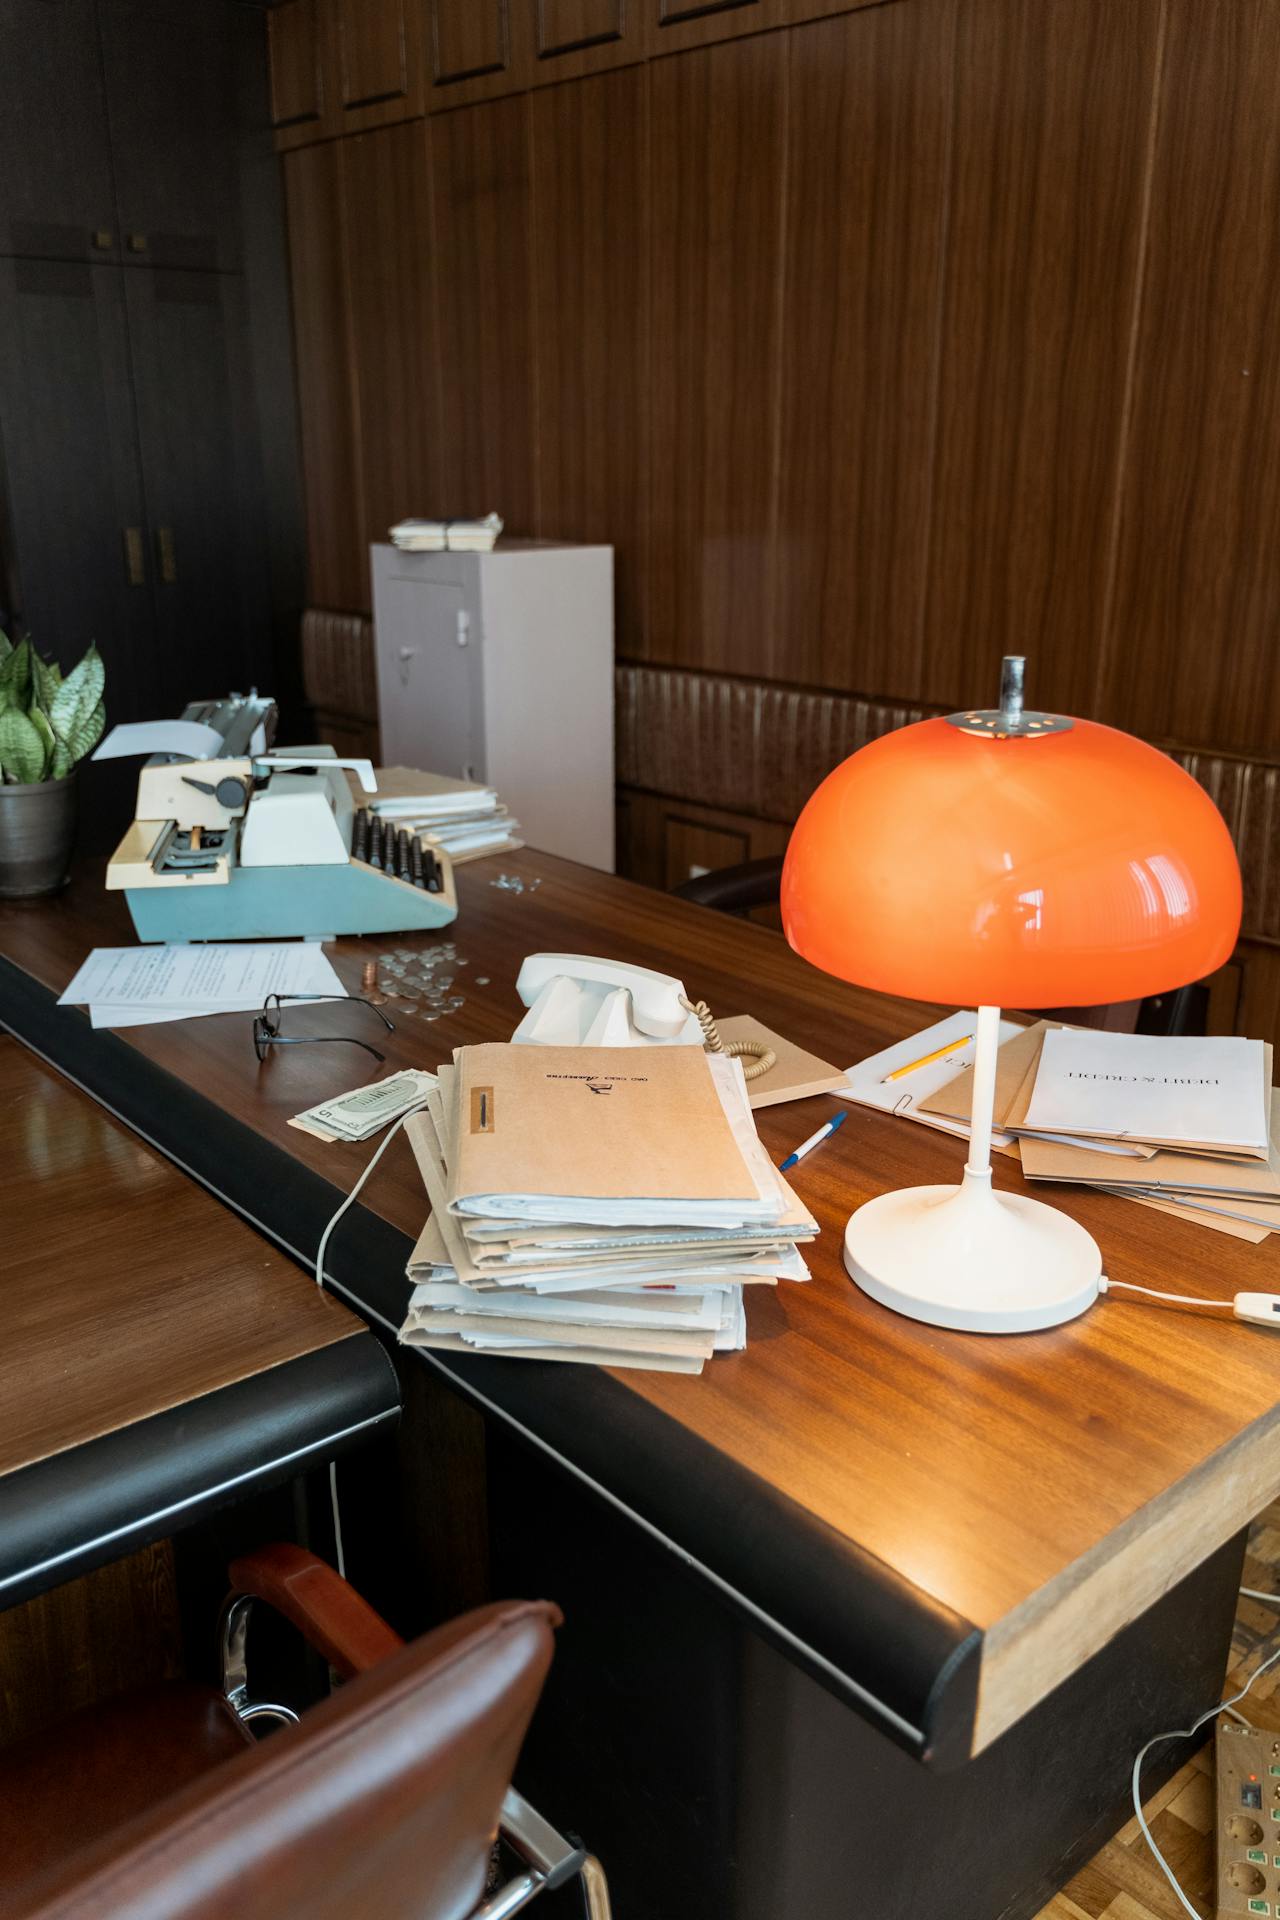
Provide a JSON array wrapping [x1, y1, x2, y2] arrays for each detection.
[[228, 1542, 404, 1679]]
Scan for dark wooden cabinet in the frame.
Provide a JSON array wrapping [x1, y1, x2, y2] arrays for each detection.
[[335, 0, 425, 128], [427, 0, 528, 105], [536, 0, 627, 52], [272, 0, 425, 146], [122, 271, 266, 713], [0, 0, 117, 262], [0, 2, 290, 724], [269, 0, 330, 145], [97, 0, 247, 272], [0, 260, 150, 712], [531, 0, 643, 79]]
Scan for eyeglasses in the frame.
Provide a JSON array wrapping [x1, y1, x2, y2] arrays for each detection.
[[252, 992, 395, 1064]]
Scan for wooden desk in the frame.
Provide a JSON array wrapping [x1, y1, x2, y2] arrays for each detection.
[[0, 1034, 399, 1611], [0, 854, 1274, 1917]]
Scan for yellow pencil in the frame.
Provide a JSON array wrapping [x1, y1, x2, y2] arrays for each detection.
[[879, 1033, 974, 1084]]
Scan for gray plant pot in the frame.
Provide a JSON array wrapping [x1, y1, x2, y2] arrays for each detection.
[[0, 770, 78, 898]]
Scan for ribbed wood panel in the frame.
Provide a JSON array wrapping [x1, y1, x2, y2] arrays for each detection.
[[617, 663, 1280, 948]]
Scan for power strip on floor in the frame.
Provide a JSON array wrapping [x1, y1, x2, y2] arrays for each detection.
[[1217, 1720, 1280, 1915]]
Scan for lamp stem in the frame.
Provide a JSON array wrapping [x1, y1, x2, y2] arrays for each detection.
[[965, 1005, 1002, 1179]]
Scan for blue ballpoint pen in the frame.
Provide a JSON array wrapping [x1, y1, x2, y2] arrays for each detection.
[[778, 1108, 848, 1172]]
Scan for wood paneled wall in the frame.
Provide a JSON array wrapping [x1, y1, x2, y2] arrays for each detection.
[[280, 0, 1280, 762]]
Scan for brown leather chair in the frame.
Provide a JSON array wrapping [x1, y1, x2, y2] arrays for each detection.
[[0, 1544, 610, 1920]]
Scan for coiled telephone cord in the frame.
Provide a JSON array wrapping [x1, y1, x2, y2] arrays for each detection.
[[680, 996, 776, 1082]]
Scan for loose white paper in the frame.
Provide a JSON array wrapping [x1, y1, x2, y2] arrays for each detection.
[[61, 943, 345, 1026], [89, 1000, 267, 1029], [1024, 1029, 1269, 1153], [836, 1010, 1020, 1149], [92, 719, 225, 762]]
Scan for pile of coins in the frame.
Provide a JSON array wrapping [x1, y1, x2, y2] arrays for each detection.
[[490, 872, 541, 894], [362, 946, 468, 1022]]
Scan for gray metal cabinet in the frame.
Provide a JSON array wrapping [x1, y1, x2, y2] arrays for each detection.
[[371, 541, 615, 872]]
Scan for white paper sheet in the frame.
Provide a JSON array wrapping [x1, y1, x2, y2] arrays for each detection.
[[61, 942, 345, 1026], [92, 719, 225, 762], [1024, 1029, 1269, 1153], [89, 1000, 266, 1029], [835, 1010, 1020, 1149]]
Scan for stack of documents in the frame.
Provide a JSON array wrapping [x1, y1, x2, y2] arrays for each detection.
[[389, 513, 503, 553], [368, 767, 522, 864], [399, 1042, 817, 1374], [921, 1023, 1280, 1243], [59, 943, 345, 1030]]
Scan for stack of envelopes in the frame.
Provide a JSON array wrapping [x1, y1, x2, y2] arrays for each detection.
[[398, 1042, 817, 1373], [922, 1023, 1279, 1242]]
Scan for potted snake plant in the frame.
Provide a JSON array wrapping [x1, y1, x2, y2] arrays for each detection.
[[0, 631, 105, 897]]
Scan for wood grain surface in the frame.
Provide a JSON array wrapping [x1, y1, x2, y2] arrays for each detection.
[[430, 94, 538, 529], [282, 141, 367, 613], [0, 1033, 359, 1477], [282, 0, 1280, 774], [341, 120, 441, 560], [5, 855, 1280, 1755]]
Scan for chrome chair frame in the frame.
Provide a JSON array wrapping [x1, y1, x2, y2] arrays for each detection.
[[218, 1593, 611, 1920]]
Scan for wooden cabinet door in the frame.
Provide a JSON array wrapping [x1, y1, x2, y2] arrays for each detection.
[[269, 0, 330, 148], [123, 270, 268, 715], [427, 0, 529, 107], [98, 0, 246, 272], [652, 0, 886, 55], [282, 145, 367, 613], [0, 259, 152, 719], [0, 0, 117, 262], [532, 1, 642, 80], [333, 0, 425, 133], [652, 0, 764, 53]]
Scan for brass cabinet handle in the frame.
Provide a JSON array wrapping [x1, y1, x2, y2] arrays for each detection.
[[123, 526, 145, 587], [155, 526, 177, 584], [92, 228, 114, 251], [127, 232, 148, 253]]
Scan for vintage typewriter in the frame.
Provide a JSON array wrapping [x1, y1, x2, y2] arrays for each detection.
[[105, 693, 457, 941]]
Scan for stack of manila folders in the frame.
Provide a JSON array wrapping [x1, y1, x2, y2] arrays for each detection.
[[843, 1012, 1279, 1244], [366, 767, 521, 865], [398, 1042, 817, 1373]]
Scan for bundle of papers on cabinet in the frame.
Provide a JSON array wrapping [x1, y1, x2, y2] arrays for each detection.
[[398, 1042, 816, 1374]]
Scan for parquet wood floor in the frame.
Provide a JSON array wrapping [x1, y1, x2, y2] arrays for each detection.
[[1036, 1504, 1280, 1920]]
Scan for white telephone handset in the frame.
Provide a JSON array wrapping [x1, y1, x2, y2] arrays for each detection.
[[513, 953, 705, 1048], [511, 954, 778, 1084]]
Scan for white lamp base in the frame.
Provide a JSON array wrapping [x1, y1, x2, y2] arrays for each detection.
[[843, 1167, 1101, 1334]]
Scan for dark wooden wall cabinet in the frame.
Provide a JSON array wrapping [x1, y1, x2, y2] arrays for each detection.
[[0, 0, 296, 723], [273, 0, 1280, 1040]]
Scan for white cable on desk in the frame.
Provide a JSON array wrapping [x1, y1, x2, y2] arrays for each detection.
[[1101, 1277, 1232, 1312], [313, 1101, 431, 1293], [313, 1100, 432, 1584]]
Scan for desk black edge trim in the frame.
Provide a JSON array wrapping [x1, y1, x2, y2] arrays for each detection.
[[0, 955, 982, 1765], [0, 1339, 399, 1613]]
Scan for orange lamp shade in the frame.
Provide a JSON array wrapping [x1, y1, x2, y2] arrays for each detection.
[[781, 716, 1241, 1008]]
